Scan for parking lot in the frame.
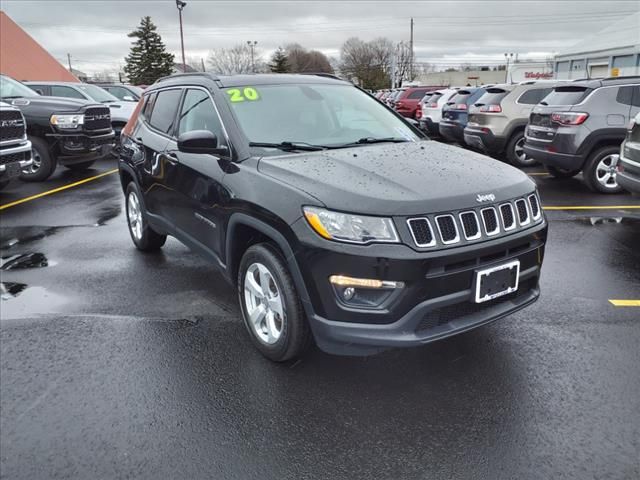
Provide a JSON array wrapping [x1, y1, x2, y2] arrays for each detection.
[[1, 154, 638, 479]]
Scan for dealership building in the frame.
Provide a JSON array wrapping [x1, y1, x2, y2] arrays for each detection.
[[554, 12, 640, 79]]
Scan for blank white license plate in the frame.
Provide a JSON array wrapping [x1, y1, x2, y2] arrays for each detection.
[[474, 260, 520, 303]]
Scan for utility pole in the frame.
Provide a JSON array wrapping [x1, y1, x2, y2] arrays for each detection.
[[67, 53, 72, 73], [247, 40, 258, 73], [201, 58, 206, 72], [409, 17, 414, 80], [176, 0, 187, 73]]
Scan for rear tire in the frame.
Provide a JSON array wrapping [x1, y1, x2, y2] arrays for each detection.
[[545, 165, 581, 179], [125, 182, 166, 251], [238, 243, 310, 362], [20, 136, 56, 182], [583, 146, 623, 194], [506, 131, 537, 167], [65, 161, 96, 171]]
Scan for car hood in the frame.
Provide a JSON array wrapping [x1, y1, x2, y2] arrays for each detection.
[[258, 141, 535, 216], [7, 95, 95, 112]]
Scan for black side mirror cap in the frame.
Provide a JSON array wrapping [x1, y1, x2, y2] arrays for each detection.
[[177, 130, 229, 156]]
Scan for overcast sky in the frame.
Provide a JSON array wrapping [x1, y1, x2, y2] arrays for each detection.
[[3, 0, 639, 74]]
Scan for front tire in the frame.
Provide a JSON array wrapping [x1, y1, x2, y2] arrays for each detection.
[[65, 161, 96, 171], [125, 182, 166, 251], [506, 131, 537, 167], [238, 243, 310, 362], [20, 136, 56, 182], [583, 146, 623, 194]]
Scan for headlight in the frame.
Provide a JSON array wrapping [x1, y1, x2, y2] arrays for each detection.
[[50, 114, 84, 129], [303, 206, 399, 244]]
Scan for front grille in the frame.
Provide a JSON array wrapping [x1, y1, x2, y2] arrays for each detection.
[[459, 212, 480, 240], [436, 215, 459, 244], [515, 199, 530, 226], [406, 193, 543, 249], [0, 110, 25, 143], [481, 208, 500, 236], [83, 107, 111, 131], [499, 203, 515, 231], [407, 218, 435, 247], [0, 150, 29, 166], [528, 194, 540, 220]]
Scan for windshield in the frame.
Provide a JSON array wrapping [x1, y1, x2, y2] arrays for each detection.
[[0, 75, 40, 98], [76, 84, 119, 103], [223, 84, 419, 153]]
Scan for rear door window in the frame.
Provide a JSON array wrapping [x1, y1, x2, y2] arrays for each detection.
[[518, 88, 553, 105], [475, 88, 509, 106], [149, 89, 182, 135], [541, 86, 592, 105], [616, 86, 634, 106]]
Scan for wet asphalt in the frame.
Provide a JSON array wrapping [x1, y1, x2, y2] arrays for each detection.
[[1, 153, 639, 480]]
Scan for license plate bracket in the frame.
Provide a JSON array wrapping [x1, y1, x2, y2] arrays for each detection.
[[4, 162, 22, 179], [474, 260, 520, 303]]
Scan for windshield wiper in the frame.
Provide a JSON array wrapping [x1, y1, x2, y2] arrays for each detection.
[[329, 137, 410, 148], [249, 141, 326, 152]]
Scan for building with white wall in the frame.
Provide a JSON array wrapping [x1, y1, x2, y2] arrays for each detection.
[[554, 12, 640, 80]]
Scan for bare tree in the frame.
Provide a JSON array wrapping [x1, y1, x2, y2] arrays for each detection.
[[340, 37, 393, 89], [393, 41, 415, 86], [284, 44, 333, 73], [207, 44, 253, 75]]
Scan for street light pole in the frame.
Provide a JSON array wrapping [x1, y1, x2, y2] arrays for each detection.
[[504, 52, 514, 83], [176, 0, 187, 73], [247, 40, 257, 73]]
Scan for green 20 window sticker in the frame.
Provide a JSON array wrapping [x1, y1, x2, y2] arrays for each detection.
[[227, 87, 260, 102]]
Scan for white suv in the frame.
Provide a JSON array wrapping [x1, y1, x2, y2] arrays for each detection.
[[419, 88, 459, 136]]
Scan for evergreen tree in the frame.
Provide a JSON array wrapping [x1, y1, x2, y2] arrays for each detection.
[[268, 47, 290, 73], [124, 16, 175, 85]]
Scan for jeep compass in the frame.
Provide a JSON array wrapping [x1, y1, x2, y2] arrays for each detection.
[[119, 73, 547, 361]]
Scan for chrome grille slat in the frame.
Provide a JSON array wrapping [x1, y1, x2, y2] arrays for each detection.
[[528, 194, 541, 220], [480, 207, 500, 236], [406, 218, 436, 247], [499, 203, 516, 231], [515, 199, 530, 226], [459, 211, 481, 240]]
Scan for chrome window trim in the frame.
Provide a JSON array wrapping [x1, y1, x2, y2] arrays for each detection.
[[499, 203, 517, 231], [515, 199, 531, 226], [458, 211, 482, 241], [406, 217, 436, 248], [480, 207, 500, 236], [435, 214, 460, 245]]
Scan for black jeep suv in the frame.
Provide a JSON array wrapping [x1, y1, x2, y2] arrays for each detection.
[[0, 75, 115, 181], [120, 73, 547, 361]]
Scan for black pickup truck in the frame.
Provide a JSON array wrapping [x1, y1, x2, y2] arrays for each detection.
[[0, 75, 115, 181]]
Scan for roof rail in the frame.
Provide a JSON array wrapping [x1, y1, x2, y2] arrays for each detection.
[[602, 75, 640, 81], [300, 72, 345, 81], [153, 72, 218, 84]]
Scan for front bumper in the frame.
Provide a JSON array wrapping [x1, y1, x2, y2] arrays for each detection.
[[291, 219, 548, 355], [0, 140, 33, 179], [419, 118, 440, 136], [463, 126, 506, 153], [48, 130, 115, 163]]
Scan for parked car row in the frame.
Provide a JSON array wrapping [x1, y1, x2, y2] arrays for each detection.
[[376, 76, 640, 194], [0, 76, 144, 187]]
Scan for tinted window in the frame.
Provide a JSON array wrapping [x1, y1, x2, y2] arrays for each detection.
[[518, 88, 553, 105], [449, 91, 472, 104], [541, 86, 592, 105], [178, 89, 226, 146], [104, 86, 129, 100], [51, 85, 86, 100], [76, 84, 118, 103], [633, 86, 640, 108], [407, 90, 428, 99], [149, 89, 182, 134], [616, 86, 634, 106], [475, 88, 509, 105], [141, 92, 156, 119]]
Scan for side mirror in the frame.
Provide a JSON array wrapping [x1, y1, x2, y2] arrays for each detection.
[[177, 130, 229, 156], [123, 95, 135, 102]]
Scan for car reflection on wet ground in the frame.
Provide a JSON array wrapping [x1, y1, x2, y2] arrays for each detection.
[[0, 158, 639, 479]]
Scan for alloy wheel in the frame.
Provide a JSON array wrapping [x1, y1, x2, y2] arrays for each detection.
[[514, 137, 535, 166], [243, 262, 285, 345], [23, 148, 42, 175], [595, 154, 619, 190], [127, 191, 143, 241]]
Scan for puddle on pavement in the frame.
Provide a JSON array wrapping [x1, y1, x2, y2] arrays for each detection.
[[0, 253, 49, 270], [95, 204, 122, 226], [0, 282, 68, 318]]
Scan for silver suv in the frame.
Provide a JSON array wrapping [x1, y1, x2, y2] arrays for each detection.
[[464, 81, 565, 167]]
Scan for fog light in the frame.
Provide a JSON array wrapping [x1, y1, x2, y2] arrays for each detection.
[[343, 287, 355, 300]]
